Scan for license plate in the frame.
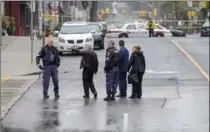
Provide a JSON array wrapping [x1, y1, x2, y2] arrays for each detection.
[[71, 45, 79, 49]]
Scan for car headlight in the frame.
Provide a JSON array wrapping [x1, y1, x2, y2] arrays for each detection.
[[58, 37, 65, 43], [86, 37, 92, 42]]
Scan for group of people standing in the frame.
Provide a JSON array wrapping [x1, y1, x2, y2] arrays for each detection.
[[36, 39, 146, 101]]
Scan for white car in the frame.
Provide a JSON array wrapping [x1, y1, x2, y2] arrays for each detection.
[[56, 22, 94, 55], [106, 23, 172, 38]]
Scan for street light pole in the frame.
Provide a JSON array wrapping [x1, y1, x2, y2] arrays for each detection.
[[30, 1, 34, 63], [0, 1, 2, 49]]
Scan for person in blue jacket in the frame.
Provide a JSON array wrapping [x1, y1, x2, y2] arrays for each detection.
[[116, 40, 129, 97]]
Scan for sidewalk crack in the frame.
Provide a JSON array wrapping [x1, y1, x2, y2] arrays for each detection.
[[175, 78, 181, 98], [161, 97, 167, 108]]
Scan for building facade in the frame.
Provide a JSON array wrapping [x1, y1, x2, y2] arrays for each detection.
[[4, 1, 39, 36]]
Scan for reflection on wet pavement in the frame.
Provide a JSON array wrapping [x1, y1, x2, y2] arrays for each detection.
[[1, 38, 209, 132]]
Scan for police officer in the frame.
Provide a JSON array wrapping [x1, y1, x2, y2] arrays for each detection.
[[36, 39, 60, 99], [71, 45, 98, 99], [104, 40, 120, 101], [116, 40, 129, 98], [147, 19, 156, 37]]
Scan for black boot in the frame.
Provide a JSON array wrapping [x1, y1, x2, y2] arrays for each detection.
[[83, 95, 90, 99], [116, 94, 122, 97], [93, 92, 97, 99], [129, 95, 136, 99], [104, 94, 111, 101], [111, 93, 115, 100], [137, 95, 141, 99], [43, 92, 49, 99], [55, 92, 60, 99]]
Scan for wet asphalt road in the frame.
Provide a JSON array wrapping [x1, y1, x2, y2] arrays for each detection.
[[2, 37, 209, 132]]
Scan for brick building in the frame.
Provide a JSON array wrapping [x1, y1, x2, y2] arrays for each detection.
[[3, 1, 38, 36]]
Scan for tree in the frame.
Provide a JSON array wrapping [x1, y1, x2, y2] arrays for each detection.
[[160, 1, 187, 19]]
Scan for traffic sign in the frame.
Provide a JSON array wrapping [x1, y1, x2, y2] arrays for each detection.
[[44, 15, 52, 21], [105, 8, 110, 14]]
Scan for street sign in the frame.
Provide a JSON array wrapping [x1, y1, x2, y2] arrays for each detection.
[[105, 8, 110, 14], [44, 15, 52, 21]]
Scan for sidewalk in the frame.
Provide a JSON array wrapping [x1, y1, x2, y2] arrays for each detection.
[[1, 36, 44, 119]]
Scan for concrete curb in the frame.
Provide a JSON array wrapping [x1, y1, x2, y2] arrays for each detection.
[[1, 75, 40, 120]]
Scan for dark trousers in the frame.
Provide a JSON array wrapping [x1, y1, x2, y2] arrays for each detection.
[[106, 67, 119, 95], [131, 72, 144, 97], [43, 65, 59, 95], [82, 68, 97, 96], [149, 29, 154, 37], [119, 71, 127, 96]]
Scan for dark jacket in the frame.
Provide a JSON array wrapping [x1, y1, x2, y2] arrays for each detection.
[[119, 47, 129, 72], [36, 45, 60, 67], [127, 51, 146, 73], [72, 49, 98, 74], [104, 47, 119, 72]]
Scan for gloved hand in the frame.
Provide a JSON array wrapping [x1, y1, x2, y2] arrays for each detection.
[[37, 64, 44, 70]]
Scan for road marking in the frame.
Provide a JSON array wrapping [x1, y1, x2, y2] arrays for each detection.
[[123, 113, 128, 132], [172, 40, 209, 82], [146, 69, 180, 74], [1, 76, 10, 83]]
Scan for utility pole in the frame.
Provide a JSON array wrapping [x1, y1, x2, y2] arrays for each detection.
[[39, 1, 45, 46], [0, 1, 2, 49], [90, 1, 97, 22], [38, 1, 43, 36], [30, 1, 34, 63]]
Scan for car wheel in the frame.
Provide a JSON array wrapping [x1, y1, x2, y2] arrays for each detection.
[[155, 33, 164, 37], [58, 52, 63, 56], [119, 33, 128, 38], [100, 40, 105, 49], [100, 43, 104, 49]]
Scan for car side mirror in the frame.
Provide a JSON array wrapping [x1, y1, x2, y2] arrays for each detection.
[[91, 30, 96, 33]]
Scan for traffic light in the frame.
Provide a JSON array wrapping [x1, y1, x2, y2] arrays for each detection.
[[82, 1, 88, 9], [153, 8, 157, 16], [139, 9, 145, 16]]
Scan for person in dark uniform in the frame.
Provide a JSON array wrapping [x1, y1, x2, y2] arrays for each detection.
[[104, 40, 120, 101], [147, 19, 156, 37], [116, 40, 129, 98], [36, 39, 60, 99], [72, 45, 98, 99], [127, 46, 146, 99]]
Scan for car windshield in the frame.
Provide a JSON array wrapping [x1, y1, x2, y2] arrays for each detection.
[[88, 24, 101, 32], [60, 25, 90, 34], [100, 24, 107, 29], [119, 24, 125, 28]]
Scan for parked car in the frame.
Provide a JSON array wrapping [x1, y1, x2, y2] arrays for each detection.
[[56, 21, 94, 55], [53, 30, 60, 37], [200, 22, 210, 37], [87, 22, 104, 49], [107, 23, 172, 38], [170, 29, 186, 37], [2, 28, 8, 36], [98, 21, 108, 35]]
